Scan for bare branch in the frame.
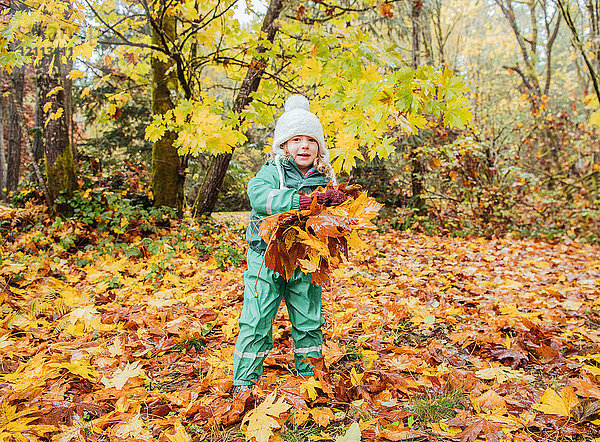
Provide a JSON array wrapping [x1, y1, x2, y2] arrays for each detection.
[[177, 0, 238, 52], [503, 64, 535, 93], [286, 0, 404, 25], [544, 2, 561, 95], [84, 0, 166, 53], [557, 0, 600, 103]]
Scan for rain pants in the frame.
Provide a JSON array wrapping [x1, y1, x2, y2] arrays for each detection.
[[233, 155, 331, 386]]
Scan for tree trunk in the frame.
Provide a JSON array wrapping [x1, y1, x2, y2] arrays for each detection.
[[409, 0, 426, 215], [32, 79, 43, 178], [193, 0, 284, 217], [37, 49, 77, 201], [6, 65, 24, 196], [432, 0, 446, 66], [587, 0, 600, 75], [150, 14, 184, 215], [64, 55, 74, 161], [10, 79, 52, 208], [411, 0, 421, 70], [0, 93, 6, 201]]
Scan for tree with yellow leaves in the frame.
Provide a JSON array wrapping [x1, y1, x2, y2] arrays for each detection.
[[1, 0, 472, 215]]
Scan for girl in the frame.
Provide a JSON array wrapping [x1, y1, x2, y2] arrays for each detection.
[[232, 95, 346, 397]]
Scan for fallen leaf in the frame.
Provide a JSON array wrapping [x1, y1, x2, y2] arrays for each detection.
[[336, 421, 361, 442], [242, 392, 290, 442], [311, 407, 334, 426], [471, 389, 507, 414], [532, 386, 579, 417], [101, 361, 144, 390]]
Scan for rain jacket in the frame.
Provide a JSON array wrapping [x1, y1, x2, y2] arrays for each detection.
[[234, 154, 332, 386], [246, 155, 331, 253]]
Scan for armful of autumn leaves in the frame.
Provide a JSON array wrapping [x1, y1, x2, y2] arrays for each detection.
[[258, 183, 382, 286]]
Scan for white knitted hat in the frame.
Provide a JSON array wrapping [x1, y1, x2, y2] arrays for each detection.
[[271, 95, 330, 163]]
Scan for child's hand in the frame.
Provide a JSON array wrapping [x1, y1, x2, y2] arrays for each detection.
[[298, 189, 348, 209], [324, 189, 347, 206]]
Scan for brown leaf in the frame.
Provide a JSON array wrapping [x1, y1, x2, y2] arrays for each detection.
[[535, 414, 583, 436], [305, 357, 335, 396], [572, 398, 600, 423], [380, 427, 427, 441], [373, 371, 419, 395], [42, 401, 107, 426], [570, 377, 600, 400], [448, 416, 505, 442], [378, 2, 394, 18], [472, 389, 507, 414], [496, 382, 542, 412], [305, 214, 356, 242], [123, 52, 137, 64], [486, 343, 529, 369]]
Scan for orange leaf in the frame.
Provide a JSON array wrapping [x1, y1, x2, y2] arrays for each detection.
[[311, 407, 334, 426], [570, 378, 600, 400]]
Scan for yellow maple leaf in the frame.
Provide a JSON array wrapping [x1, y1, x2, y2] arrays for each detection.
[[165, 422, 191, 442], [302, 377, 322, 401], [429, 421, 462, 437], [330, 133, 364, 174], [532, 387, 579, 417], [101, 361, 144, 390], [474, 366, 528, 384], [0, 404, 56, 437], [345, 231, 366, 249], [298, 257, 319, 274], [49, 361, 100, 381], [113, 414, 152, 441], [361, 349, 378, 369], [350, 367, 364, 386], [0, 353, 58, 391], [583, 364, 600, 376], [60, 305, 107, 333], [66, 69, 84, 80], [242, 392, 290, 442], [222, 315, 239, 341], [108, 336, 124, 356]]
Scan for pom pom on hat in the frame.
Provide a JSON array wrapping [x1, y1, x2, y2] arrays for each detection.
[[271, 94, 329, 164], [284, 94, 310, 112]]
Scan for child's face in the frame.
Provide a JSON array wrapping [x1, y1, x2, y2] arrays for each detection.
[[285, 135, 319, 174]]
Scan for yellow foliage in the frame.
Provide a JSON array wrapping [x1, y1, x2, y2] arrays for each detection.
[[100, 361, 145, 391], [242, 392, 290, 442], [0, 404, 56, 439], [532, 387, 579, 417]]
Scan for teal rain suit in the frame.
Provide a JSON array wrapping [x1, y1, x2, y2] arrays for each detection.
[[233, 156, 330, 386]]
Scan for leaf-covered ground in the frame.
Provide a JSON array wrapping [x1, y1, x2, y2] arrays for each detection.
[[1, 207, 600, 441]]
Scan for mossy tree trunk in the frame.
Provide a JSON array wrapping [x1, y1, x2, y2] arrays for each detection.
[[150, 13, 184, 215], [37, 49, 77, 202], [6, 65, 24, 197], [192, 0, 284, 217]]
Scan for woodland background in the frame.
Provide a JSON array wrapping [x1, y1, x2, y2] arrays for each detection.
[[1, 0, 600, 441]]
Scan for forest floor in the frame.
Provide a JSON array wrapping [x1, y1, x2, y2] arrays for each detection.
[[1, 208, 600, 441]]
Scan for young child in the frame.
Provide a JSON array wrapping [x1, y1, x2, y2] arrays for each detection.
[[232, 95, 346, 397]]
